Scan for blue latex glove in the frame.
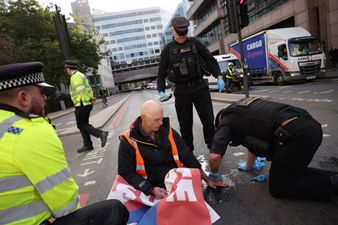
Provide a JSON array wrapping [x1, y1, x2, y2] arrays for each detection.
[[237, 162, 253, 172], [209, 172, 223, 182], [159, 91, 166, 98], [252, 161, 265, 171], [250, 174, 266, 182]]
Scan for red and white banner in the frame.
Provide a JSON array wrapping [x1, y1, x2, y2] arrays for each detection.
[[108, 168, 220, 225]]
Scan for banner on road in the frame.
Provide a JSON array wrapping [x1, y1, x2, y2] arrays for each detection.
[[107, 168, 220, 225]]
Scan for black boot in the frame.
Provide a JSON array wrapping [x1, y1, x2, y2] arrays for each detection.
[[77, 145, 94, 153], [100, 131, 109, 147]]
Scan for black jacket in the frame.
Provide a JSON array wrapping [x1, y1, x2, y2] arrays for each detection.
[[157, 37, 221, 92], [118, 116, 201, 195], [210, 98, 308, 157]]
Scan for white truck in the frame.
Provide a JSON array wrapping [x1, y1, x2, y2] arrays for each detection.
[[230, 27, 326, 85]]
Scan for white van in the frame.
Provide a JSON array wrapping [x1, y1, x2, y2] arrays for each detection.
[[206, 54, 243, 91]]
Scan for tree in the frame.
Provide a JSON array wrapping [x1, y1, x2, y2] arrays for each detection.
[[0, 0, 109, 111]]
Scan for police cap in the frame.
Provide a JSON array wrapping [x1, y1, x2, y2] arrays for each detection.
[[171, 16, 189, 29], [64, 59, 79, 69], [0, 62, 53, 91]]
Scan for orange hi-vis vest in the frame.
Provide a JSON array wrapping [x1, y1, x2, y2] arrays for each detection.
[[122, 128, 183, 177]]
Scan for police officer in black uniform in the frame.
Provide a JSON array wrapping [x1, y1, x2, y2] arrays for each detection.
[[208, 97, 338, 202], [157, 16, 221, 152]]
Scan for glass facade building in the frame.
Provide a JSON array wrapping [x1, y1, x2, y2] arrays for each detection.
[[93, 7, 171, 73]]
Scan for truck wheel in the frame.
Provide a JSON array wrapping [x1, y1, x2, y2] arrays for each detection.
[[274, 72, 285, 86]]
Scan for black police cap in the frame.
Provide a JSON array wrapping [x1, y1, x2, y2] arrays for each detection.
[[171, 16, 189, 29], [0, 62, 53, 91], [64, 60, 79, 68]]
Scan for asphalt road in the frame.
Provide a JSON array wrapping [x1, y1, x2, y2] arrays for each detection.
[[58, 78, 338, 224]]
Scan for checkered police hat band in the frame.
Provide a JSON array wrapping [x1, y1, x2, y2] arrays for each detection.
[[0, 72, 45, 90]]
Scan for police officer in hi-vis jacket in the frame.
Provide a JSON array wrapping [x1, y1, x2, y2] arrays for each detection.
[[64, 60, 108, 153], [0, 62, 129, 225]]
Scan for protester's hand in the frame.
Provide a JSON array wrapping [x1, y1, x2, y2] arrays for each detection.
[[151, 187, 169, 199], [91, 97, 96, 104], [237, 162, 253, 172], [208, 172, 228, 189]]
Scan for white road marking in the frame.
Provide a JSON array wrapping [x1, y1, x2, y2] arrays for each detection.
[[252, 89, 272, 93], [306, 99, 333, 102], [297, 90, 311, 94], [319, 89, 334, 94], [233, 152, 245, 156], [278, 86, 291, 89], [84, 181, 96, 186], [283, 90, 293, 93], [66, 121, 76, 125], [54, 122, 62, 127], [322, 124, 328, 128], [323, 134, 331, 137], [77, 168, 95, 177], [292, 98, 305, 101], [268, 90, 279, 93]]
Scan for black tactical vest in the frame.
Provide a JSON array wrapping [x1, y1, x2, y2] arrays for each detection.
[[167, 38, 202, 83], [220, 98, 292, 146]]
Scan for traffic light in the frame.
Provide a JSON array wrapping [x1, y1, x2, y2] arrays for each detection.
[[239, 1, 249, 29], [226, 0, 238, 33]]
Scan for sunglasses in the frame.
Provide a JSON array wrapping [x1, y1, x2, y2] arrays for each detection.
[[174, 28, 188, 36]]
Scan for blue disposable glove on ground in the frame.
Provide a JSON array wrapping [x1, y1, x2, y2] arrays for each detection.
[[159, 91, 166, 98], [237, 162, 253, 172], [253, 161, 265, 171], [250, 174, 266, 182]]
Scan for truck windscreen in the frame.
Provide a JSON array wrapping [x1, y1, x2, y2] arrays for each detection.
[[288, 37, 322, 57]]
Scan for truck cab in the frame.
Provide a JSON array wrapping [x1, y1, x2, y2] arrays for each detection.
[[207, 54, 243, 91]]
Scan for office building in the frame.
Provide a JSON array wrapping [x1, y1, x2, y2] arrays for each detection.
[[93, 7, 171, 74], [187, 0, 338, 54]]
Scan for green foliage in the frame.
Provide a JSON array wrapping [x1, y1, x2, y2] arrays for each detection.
[[0, 0, 109, 112]]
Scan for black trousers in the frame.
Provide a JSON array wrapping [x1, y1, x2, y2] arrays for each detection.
[[51, 199, 129, 225], [224, 78, 233, 91], [75, 104, 102, 147], [174, 81, 215, 151], [269, 115, 337, 200]]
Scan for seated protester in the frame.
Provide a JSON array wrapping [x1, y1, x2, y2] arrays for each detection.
[[0, 62, 129, 225], [118, 100, 218, 199], [208, 97, 338, 202]]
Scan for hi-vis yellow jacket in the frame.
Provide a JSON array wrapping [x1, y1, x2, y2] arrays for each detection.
[[0, 107, 80, 225], [70, 71, 93, 107]]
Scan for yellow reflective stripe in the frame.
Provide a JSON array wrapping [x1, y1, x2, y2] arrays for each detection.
[[35, 167, 71, 194], [0, 115, 22, 139], [0, 200, 49, 224], [72, 83, 85, 90], [0, 175, 31, 193], [72, 89, 86, 97], [52, 196, 79, 218]]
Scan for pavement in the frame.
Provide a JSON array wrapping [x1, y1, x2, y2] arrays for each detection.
[[48, 69, 338, 137]]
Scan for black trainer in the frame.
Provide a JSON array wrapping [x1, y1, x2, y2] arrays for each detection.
[[100, 131, 109, 147], [77, 145, 94, 153]]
